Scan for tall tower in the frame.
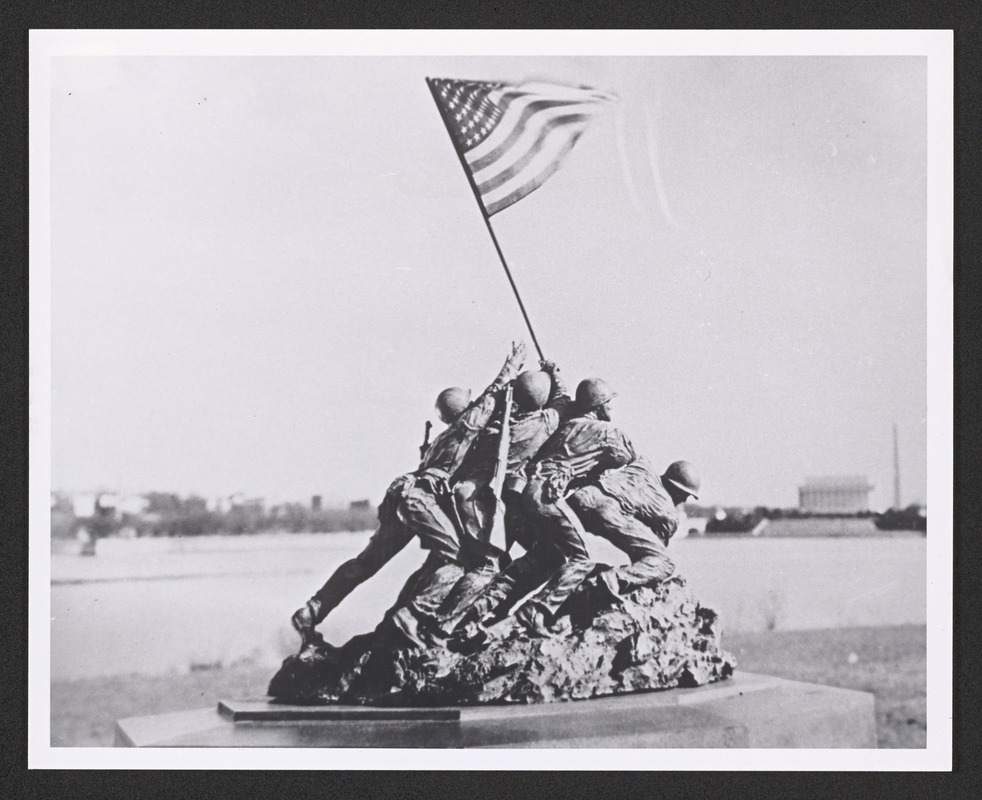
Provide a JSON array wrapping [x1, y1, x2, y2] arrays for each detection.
[[893, 422, 902, 510]]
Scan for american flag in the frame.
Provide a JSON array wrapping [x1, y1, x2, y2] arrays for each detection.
[[427, 77, 616, 217]]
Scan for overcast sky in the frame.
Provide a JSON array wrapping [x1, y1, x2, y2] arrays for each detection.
[[48, 52, 929, 509]]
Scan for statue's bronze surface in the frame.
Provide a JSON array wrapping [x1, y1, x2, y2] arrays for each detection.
[[271, 347, 734, 705]]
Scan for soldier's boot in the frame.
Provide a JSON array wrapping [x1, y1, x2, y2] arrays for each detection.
[[433, 568, 497, 635], [517, 558, 596, 631], [291, 599, 325, 648], [386, 606, 433, 650], [594, 568, 624, 607], [514, 601, 554, 637], [446, 599, 497, 654], [446, 619, 489, 655]]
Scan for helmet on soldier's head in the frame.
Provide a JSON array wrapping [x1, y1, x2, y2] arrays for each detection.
[[435, 387, 471, 424], [575, 378, 617, 412], [514, 370, 551, 412], [663, 461, 700, 500]]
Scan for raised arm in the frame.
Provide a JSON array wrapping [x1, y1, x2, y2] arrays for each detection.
[[539, 359, 573, 419], [489, 341, 527, 395], [456, 341, 527, 431]]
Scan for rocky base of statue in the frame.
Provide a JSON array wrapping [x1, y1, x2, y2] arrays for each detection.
[[269, 571, 735, 706]]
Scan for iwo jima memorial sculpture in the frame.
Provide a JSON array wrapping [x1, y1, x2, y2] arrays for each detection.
[[270, 77, 735, 708], [270, 343, 735, 706], [115, 76, 880, 749]]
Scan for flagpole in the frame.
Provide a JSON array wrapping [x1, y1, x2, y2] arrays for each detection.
[[426, 77, 546, 362]]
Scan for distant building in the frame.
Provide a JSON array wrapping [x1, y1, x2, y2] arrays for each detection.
[[206, 496, 230, 513], [71, 492, 98, 519], [798, 476, 874, 513], [228, 493, 265, 512], [679, 515, 707, 537], [350, 499, 371, 510], [116, 494, 149, 515], [311, 495, 323, 512]]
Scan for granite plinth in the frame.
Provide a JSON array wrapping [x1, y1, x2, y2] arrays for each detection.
[[114, 672, 876, 748]]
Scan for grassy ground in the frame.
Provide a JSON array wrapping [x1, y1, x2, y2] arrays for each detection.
[[723, 624, 926, 748], [50, 624, 925, 748]]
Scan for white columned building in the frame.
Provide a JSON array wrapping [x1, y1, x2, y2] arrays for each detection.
[[798, 476, 874, 513]]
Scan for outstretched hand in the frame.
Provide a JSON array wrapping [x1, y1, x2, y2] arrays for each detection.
[[507, 340, 527, 368]]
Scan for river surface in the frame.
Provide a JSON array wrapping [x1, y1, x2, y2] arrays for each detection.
[[49, 531, 927, 681]]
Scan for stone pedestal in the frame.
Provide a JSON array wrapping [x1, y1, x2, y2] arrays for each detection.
[[115, 672, 876, 748]]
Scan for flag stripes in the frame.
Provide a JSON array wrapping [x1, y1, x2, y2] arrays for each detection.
[[473, 112, 590, 193], [428, 78, 616, 217]]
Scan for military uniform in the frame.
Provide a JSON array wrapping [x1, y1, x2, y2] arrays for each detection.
[[452, 366, 573, 546], [454, 413, 637, 626], [433, 369, 572, 627], [566, 456, 678, 593], [301, 348, 524, 640]]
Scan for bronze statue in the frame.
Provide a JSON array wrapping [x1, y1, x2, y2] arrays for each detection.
[[448, 377, 636, 640], [288, 342, 526, 650], [427, 361, 574, 633], [269, 351, 733, 706]]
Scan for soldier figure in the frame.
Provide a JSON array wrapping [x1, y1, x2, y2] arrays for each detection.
[[429, 361, 573, 630], [290, 342, 526, 647], [567, 457, 701, 600], [450, 377, 637, 641]]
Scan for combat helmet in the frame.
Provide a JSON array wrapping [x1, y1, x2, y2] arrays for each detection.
[[514, 370, 551, 412], [662, 460, 700, 500], [435, 387, 471, 424], [575, 377, 617, 412]]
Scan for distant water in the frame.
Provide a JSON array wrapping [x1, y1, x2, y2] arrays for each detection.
[[48, 531, 927, 681]]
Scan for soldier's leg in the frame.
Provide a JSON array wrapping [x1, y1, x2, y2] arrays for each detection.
[[433, 482, 518, 630], [516, 502, 594, 623], [595, 520, 676, 594], [568, 486, 675, 594], [410, 505, 496, 630], [294, 518, 415, 643], [438, 489, 529, 620], [385, 556, 435, 616], [381, 549, 458, 642], [451, 540, 566, 629], [520, 557, 597, 621], [451, 479, 584, 637], [610, 546, 676, 592], [434, 550, 506, 632], [399, 484, 461, 560], [453, 479, 494, 545], [354, 554, 460, 686], [517, 478, 593, 621], [352, 483, 464, 647], [388, 551, 465, 647], [495, 477, 592, 617], [504, 490, 535, 552], [522, 477, 590, 559], [405, 554, 465, 617]]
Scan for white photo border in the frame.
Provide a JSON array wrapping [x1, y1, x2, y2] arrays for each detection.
[[28, 28, 953, 770]]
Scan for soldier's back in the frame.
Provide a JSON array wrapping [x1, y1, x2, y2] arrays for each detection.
[[598, 458, 677, 526]]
